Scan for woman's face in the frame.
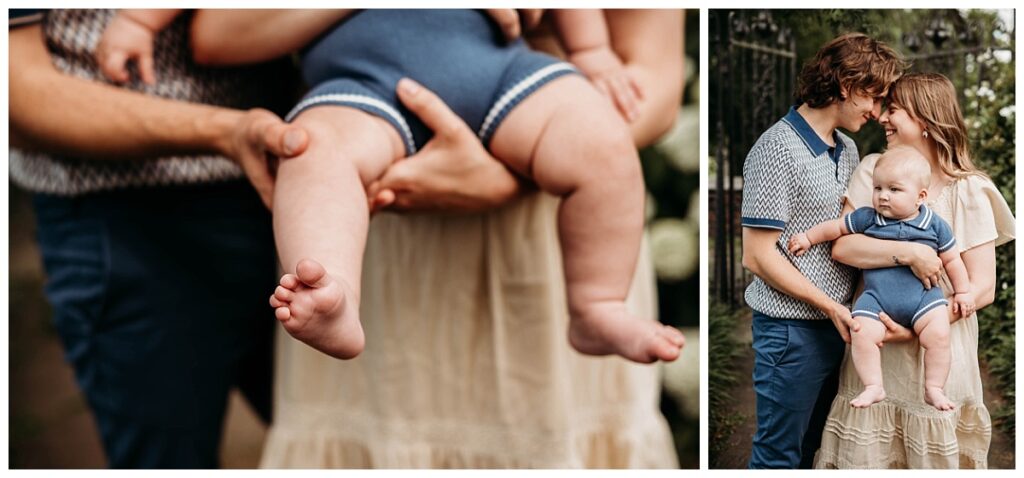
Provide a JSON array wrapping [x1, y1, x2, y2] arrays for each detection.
[[879, 102, 926, 148]]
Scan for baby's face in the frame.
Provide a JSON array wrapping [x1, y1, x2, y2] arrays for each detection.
[[871, 162, 924, 219]]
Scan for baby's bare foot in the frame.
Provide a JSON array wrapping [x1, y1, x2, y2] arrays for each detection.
[[269, 258, 364, 359], [568, 301, 685, 363], [924, 386, 955, 411], [850, 385, 886, 408]]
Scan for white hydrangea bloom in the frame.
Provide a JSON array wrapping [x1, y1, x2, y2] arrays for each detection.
[[661, 327, 699, 420], [654, 107, 700, 173], [649, 218, 698, 281]]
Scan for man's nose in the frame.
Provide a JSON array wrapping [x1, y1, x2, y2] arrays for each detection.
[[869, 101, 882, 120]]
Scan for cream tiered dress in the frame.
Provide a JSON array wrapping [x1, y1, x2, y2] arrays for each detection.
[[814, 154, 1015, 469], [259, 194, 678, 468]]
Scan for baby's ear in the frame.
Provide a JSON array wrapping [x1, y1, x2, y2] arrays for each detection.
[[917, 187, 929, 204]]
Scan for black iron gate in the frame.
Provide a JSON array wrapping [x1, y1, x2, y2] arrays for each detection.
[[710, 10, 796, 306]]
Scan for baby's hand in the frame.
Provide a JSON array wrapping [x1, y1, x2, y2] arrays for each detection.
[[952, 292, 976, 318], [787, 233, 811, 256], [569, 47, 643, 122], [96, 13, 159, 85]]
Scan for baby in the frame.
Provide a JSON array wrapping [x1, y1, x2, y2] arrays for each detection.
[[788, 146, 973, 410], [97, 9, 684, 363]]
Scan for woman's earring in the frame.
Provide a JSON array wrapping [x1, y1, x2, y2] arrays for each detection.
[[922, 130, 929, 138]]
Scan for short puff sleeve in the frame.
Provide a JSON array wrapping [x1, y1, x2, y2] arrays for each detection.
[[952, 175, 1015, 252]]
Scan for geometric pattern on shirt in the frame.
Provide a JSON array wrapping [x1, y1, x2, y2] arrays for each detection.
[[740, 116, 861, 319], [10, 9, 302, 196]]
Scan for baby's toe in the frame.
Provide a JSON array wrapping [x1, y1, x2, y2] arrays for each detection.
[[274, 285, 295, 301], [280, 273, 299, 289]]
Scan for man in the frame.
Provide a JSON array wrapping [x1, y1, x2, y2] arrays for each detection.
[[739, 33, 908, 469], [10, 9, 534, 468]]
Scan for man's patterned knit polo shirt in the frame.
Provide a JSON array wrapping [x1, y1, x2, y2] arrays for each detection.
[[741, 106, 860, 319], [9, 9, 299, 196]]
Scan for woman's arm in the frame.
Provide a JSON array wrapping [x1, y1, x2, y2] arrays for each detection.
[[190, 9, 352, 65], [9, 23, 309, 208], [606, 9, 685, 147], [830, 202, 944, 288], [961, 241, 997, 310]]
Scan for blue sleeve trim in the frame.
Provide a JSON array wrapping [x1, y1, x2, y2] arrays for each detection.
[[9, 9, 43, 28], [938, 237, 957, 253], [741, 217, 786, 230]]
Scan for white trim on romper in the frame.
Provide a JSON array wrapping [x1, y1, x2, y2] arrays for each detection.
[[920, 206, 933, 229], [287, 93, 418, 154], [845, 213, 856, 234], [478, 62, 578, 140], [912, 298, 949, 322], [875, 212, 887, 226], [852, 310, 880, 318]]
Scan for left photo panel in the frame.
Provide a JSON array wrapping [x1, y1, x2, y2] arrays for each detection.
[[7, 9, 700, 469]]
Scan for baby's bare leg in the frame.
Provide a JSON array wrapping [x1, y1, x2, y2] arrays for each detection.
[[489, 75, 684, 363], [914, 307, 954, 410], [268, 106, 403, 359], [849, 316, 887, 408]]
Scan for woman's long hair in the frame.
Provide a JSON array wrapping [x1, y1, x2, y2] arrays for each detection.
[[887, 73, 986, 179]]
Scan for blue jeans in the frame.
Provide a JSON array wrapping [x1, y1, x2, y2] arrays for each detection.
[[748, 311, 845, 469], [33, 181, 277, 468]]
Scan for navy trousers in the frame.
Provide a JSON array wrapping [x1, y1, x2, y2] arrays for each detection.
[[33, 181, 277, 468], [748, 311, 846, 469]]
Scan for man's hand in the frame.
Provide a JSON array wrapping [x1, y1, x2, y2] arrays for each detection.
[[218, 108, 309, 209], [877, 311, 913, 346], [906, 243, 943, 289], [822, 300, 858, 343], [366, 79, 524, 214], [485, 9, 544, 41]]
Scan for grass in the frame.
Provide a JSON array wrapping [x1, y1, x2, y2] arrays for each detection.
[[708, 301, 745, 466]]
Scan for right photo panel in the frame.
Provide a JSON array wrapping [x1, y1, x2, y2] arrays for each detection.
[[707, 9, 1016, 469]]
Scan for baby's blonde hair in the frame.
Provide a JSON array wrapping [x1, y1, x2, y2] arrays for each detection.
[[875, 145, 931, 190]]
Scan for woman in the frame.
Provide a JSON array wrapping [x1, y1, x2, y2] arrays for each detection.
[[258, 10, 686, 468], [814, 73, 1015, 469]]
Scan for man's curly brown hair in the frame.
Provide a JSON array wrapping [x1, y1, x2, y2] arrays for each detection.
[[795, 33, 908, 108]]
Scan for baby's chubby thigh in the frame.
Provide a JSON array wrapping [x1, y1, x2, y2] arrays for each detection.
[[487, 74, 638, 195], [912, 306, 951, 349], [287, 105, 406, 186]]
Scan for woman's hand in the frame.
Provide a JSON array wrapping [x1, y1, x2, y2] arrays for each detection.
[[217, 108, 309, 209], [906, 242, 943, 289], [366, 79, 525, 214]]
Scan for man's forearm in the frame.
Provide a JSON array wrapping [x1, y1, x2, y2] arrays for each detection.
[[10, 24, 239, 160], [743, 228, 837, 311]]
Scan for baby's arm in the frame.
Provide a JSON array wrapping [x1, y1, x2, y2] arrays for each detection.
[[552, 10, 642, 122], [191, 10, 353, 65], [787, 218, 849, 256], [97, 9, 182, 84], [939, 248, 975, 318]]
